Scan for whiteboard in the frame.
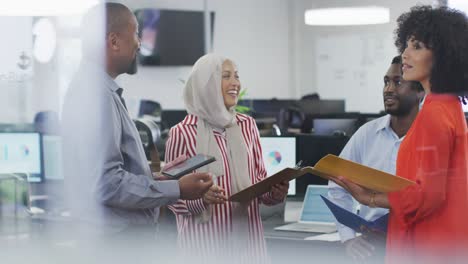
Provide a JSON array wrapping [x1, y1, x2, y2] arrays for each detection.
[[316, 34, 397, 113]]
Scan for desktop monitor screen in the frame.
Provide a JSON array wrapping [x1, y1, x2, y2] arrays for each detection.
[[313, 118, 357, 136], [161, 110, 188, 130], [294, 100, 345, 115], [295, 135, 350, 195], [259, 137, 296, 195], [0, 133, 42, 182], [135, 9, 213, 66]]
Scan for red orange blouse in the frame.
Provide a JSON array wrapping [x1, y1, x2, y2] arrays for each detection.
[[387, 94, 468, 263]]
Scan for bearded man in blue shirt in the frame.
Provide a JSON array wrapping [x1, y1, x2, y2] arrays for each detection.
[[328, 55, 424, 262]]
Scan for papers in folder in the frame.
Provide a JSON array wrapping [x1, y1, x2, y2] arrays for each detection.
[[321, 195, 388, 233], [229, 154, 415, 203], [306, 154, 414, 193]]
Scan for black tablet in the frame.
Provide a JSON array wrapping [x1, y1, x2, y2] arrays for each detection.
[[162, 154, 216, 179]]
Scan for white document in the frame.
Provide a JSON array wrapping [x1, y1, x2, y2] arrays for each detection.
[[304, 232, 341, 242]]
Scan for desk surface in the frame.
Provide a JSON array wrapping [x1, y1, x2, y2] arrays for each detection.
[[263, 217, 346, 263], [262, 200, 347, 263]]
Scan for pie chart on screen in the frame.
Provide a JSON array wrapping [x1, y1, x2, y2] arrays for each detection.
[[267, 151, 282, 166], [21, 145, 30, 157]]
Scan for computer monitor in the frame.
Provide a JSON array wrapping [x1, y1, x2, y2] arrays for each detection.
[[0, 132, 42, 182], [161, 110, 188, 130], [135, 9, 213, 66], [249, 99, 296, 118], [42, 135, 63, 181], [313, 118, 358, 136], [0, 123, 35, 133], [295, 135, 350, 196], [294, 99, 345, 115], [259, 137, 296, 195]]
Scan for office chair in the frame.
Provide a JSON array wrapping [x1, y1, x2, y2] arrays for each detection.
[[277, 107, 305, 134], [138, 100, 162, 122], [33, 111, 60, 135], [134, 117, 162, 172]]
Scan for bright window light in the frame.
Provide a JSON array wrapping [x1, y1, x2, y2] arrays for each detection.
[[448, 0, 468, 14], [0, 0, 99, 16], [305, 6, 390, 26]]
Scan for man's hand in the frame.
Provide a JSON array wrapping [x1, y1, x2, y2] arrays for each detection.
[[271, 181, 289, 201], [203, 185, 227, 206], [178, 172, 213, 200], [343, 236, 375, 262]]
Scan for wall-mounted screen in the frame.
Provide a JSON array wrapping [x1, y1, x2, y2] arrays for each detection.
[[135, 9, 215, 66]]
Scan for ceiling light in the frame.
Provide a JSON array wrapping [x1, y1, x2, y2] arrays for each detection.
[[33, 18, 56, 63], [305, 6, 390, 26], [0, 0, 99, 16]]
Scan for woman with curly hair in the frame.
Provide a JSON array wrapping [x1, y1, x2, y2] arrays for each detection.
[[331, 5, 468, 263]]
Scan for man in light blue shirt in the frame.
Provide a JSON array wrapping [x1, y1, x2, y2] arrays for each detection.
[[328, 56, 424, 261], [62, 3, 213, 239]]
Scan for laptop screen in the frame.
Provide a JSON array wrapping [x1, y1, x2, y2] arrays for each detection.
[[300, 185, 335, 223], [260, 137, 296, 195]]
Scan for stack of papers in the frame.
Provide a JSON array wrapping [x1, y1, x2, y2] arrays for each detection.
[[304, 232, 341, 242]]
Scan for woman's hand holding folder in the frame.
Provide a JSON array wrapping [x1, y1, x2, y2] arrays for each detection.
[[331, 176, 390, 209]]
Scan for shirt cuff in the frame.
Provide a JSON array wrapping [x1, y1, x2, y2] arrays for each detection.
[[150, 180, 180, 205]]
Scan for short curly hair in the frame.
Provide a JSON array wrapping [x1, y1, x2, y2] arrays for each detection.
[[394, 5, 468, 99]]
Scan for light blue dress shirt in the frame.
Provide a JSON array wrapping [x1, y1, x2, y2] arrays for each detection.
[[328, 114, 404, 242], [62, 62, 180, 234]]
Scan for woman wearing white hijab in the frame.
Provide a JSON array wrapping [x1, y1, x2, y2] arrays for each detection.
[[165, 54, 288, 263]]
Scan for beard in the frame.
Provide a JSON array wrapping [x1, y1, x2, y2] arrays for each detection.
[[126, 56, 138, 75], [384, 99, 415, 116]]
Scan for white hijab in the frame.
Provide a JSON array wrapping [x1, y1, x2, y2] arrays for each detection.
[[184, 54, 235, 128], [184, 54, 251, 224]]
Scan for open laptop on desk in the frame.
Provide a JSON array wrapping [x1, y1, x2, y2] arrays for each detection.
[[275, 185, 336, 233]]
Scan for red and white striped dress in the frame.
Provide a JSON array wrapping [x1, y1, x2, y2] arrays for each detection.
[[165, 113, 281, 263]]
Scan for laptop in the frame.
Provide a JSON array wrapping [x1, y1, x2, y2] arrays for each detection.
[[275, 185, 337, 233]]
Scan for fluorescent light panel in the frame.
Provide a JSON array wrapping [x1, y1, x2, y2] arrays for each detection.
[[305, 6, 390, 26], [0, 0, 99, 16]]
